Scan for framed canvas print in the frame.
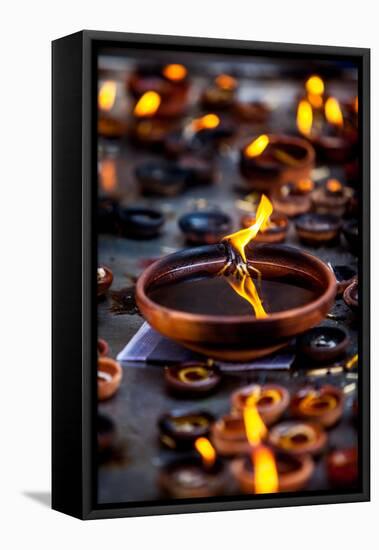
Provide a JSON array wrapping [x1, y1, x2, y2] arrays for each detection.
[[52, 30, 370, 519]]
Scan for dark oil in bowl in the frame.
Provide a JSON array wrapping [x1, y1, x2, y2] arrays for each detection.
[[148, 274, 321, 317]]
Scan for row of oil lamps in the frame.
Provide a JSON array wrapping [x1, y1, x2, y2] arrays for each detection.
[[97, 340, 358, 497]]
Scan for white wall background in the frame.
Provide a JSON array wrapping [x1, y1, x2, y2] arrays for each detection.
[[1, 0, 376, 547]]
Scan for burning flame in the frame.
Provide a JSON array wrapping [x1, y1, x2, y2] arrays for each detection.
[[305, 75, 325, 96], [134, 91, 161, 117], [223, 194, 273, 264], [215, 74, 237, 90], [98, 81, 117, 111], [326, 178, 342, 193], [162, 64, 187, 81], [191, 113, 220, 132], [100, 159, 117, 192], [195, 437, 216, 467], [243, 394, 279, 494], [295, 178, 314, 193], [325, 97, 343, 126], [245, 135, 269, 158], [354, 96, 358, 113], [297, 99, 313, 136], [227, 272, 267, 318]]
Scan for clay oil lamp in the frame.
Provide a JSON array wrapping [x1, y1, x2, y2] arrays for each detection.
[[98, 414, 116, 455], [98, 357, 122, 401], [186, 113, 235, 150], [211, 414, 251, 456], [98, 80, 127, 139], [297, 95, 357, 164], [164, 361, 221, 396], [240, 211, 288, 244], [268, 421, 327, 456], [342, 219, 359, 253], [343, 280, 359, 313], [312, 179, 352, 217], [98, 197, 120, 234], [327, 448, 358, 487], [158, 410, 215, 450], [201, 74, 238, 111], [158, 437, 226, 498], [178, 209, 232, 245], [135, 160, 188, 197], [295, 213, 341, 246], [234, 99, 270, 124], [231, 384, 290, 426], [298, 326, 349, 363], [272, 178, 314, 218], [117, 206, 164, 239], [239, 134, 315, 195], [136, 194, 336, 361], [331, 264, 357, 296], [97, 266, 113, 297], [231, 452, 314, 494], [176, 154, 215, 186], [130, 90, 177, 148], [290, 385, 344, 428], [97, 338, 109, 357]]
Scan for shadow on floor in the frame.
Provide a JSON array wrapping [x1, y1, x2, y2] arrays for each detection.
[[23, 491, 51, 508]]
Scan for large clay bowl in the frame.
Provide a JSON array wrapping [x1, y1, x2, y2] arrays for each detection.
[[135, 243, 336, 361]]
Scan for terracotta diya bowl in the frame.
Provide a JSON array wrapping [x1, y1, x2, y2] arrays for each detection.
[[268, 420, 327, 456], [97, 357, 123, 401], [240, 212, 288, 244], [343, 280, 359, 313], [290, 385, 344, 428], [298, 326, 349, 363], [295, 213, 341, 246], [178, 210, 232, 245], [136, 243, 336, 361], [231, 383, 290, 425], [240, 134, 315, 194], [158, 410, 215, 450], [211, 414, 251, 456], [164, 361, 221, 396], [231, 452, 314, 493]]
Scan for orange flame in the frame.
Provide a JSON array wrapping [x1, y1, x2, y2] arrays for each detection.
[[215, 74, 237, 90], [227, 272, 267, 318], [100, 159, 117, 192], [354, 96, 358, 113], [162, 64, 187, 81], [326, 178, 342, 193], [134, 91, 161, 117], [296, 178, 314, 193], [297, 99, 313, 136], [245, 134, 269, 158], [252, 446, 279, 494], [98, 81, 117, 111], [305, 75, 325, 96], [325, 97, 343, 126], [195, 437, 216, 467], [191, 113, 220, 132], [243, 393, 267, 446]]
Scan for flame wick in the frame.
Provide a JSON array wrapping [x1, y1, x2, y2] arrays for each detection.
[[134, 91, 161, 117], [325, 97, 343, 127], [243, 393, 268, 446], [253, 446, 279, 494], [297, 99, 313, 136]]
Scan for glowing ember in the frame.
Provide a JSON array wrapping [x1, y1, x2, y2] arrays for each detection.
[[305, 75, 325, 96], [98, 81, 117, 111], [134, 91, 161, 117], [297, 99, 313, 136], [325, 97, 343, 126], [195, 437, 216, 467], [162, 64, 187, 81], [191, 113, 220, 132], [326, 179, 343, 193], [252, 446, 279, 494], [215, 74, 237, 90], [245, 134, 269, 158]]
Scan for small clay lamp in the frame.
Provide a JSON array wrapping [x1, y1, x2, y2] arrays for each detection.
[[342, 220, 359, 254], [98, 80, 127, 139], [176, 155, 215, 186], [117, 206, 164, 239], [158, 438, 226, 498], [97, 338, 109, 357], [298, 326, 349, 363], [233, 100, 270, 123], [164, 361, 221, 396], [98, 357, 122, 401], [240, 212, 288, 244], [331, 265, 357, 296], [268, 421, 327, 456], [290, 385, 344, 428], [178, 210, 232, 245], [97, 266, 113, 297], [135, 160, 187, 197], [98, 414, 116, 455], [201, 74, 238, 111], [295, 213, 341, 246], [158, 410, 215, 450], [98, 197, 120, 234], [239, 134, 315, 195], [211, 414, 251, 456], [343, 280, 359, 313], [312, 179, 352, 216], [272, 179, 314, 218], [231, 384, 290, 426], [327, 448, 358, 487], [231, 452, 314, 493]]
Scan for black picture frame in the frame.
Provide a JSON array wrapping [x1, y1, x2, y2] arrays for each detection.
[[52, 30, 370, 520]]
